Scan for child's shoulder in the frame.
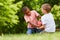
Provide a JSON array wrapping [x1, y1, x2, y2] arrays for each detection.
[[31, 10, 36, 12], [41, 13, 53, 19], [31, 10, 37, 14], [41, 14, 47, 19], [42, 13, 51, 17], [42, 14, 46, 17]]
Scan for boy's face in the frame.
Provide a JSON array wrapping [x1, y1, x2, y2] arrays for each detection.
[[25, 8, 31, 16], [41, 8, 47, 14]]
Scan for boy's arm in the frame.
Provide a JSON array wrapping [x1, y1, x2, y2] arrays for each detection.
[[37, 14, 41, 18], [38, 16, 46, 29], [34, 10, 41, 18], [28, 21, 37, 26], [24, 16, 36, 26], [39, 24, 45, 29]]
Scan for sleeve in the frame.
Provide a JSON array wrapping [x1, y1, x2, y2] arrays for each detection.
[[33, 10, 40, 17], [41, 16, 46, 24], [24, 16, 30, 23]]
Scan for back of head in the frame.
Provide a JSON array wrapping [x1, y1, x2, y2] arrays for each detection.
[[41, 3, 51, 13]]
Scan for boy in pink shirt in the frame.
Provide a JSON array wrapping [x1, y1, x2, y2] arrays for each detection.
[[22, 6, 42, 34]]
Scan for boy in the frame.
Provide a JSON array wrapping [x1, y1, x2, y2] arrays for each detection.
[[22, 6, 42, 34], [39, 3, 56, 32]]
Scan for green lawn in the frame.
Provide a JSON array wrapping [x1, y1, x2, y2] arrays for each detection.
[[0, 31, 60, 40]]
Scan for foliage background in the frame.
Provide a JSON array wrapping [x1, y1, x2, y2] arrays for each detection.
[[0, 0, 60, 34]]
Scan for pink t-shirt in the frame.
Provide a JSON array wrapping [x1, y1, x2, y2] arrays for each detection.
[[24, 10, 40, 28]]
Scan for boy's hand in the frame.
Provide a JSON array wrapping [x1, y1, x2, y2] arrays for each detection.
[[33, 24, 40, 27], [38, 15, 41, 18], [28, 21, 36, 27], [38, 24, 45, 30]]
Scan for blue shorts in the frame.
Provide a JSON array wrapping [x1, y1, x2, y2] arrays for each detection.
[[27, 28, 42, 34]]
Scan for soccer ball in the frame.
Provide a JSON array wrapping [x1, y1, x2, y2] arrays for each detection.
[[37, 21, 42, 26]]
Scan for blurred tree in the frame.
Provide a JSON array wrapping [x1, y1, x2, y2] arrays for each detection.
[[0, 0, 23, 34], [44, 0, 60, 6], [51, 5, 60, 28]]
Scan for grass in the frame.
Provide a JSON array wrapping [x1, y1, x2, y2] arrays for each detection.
[[0, 31, 60, 40]]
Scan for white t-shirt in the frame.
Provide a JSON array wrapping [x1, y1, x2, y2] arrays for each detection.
[[41, 13, 56, 32]]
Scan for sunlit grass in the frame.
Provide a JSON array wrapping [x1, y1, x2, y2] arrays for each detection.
[[0, 31, 60, 40]]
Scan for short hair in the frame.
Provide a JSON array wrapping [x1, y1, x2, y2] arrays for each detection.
[[22, 6, 29, 12], [41, 3, 51, 13]]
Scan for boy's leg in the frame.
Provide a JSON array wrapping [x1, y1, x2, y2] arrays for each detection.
[[36, 29, 43, 33], [31, 28, 36, 33], [27, 28, 42, 34], [31, 28, 43, 33], [27, 28, 33, 34]]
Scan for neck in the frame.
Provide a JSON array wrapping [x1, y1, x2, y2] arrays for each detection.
[[44, 12, 50, 14], [26, 13, 31, 16]]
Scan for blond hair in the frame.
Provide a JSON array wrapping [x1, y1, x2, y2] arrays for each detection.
[[41, 3, 51, 13]]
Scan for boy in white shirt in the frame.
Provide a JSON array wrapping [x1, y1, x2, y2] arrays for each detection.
[[39, 3, 56, 32]]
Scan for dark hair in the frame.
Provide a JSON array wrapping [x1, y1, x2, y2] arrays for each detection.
[[22, 6, 29, 12], [41, 3, 51, 13]]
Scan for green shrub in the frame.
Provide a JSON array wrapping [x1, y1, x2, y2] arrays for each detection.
[[0, 0, 23, 34], [51, 5, 60, 28]]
